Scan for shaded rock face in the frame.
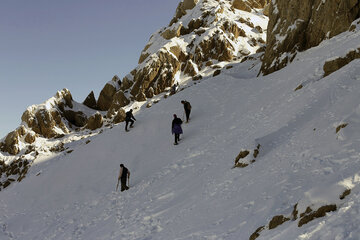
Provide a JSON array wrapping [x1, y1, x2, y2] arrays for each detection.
[[97, 75, 121, 111], [97, 83, 118, 111], [113, 108, 126, 124], [107, 91, 130, 118], [86, 112, 103, 130], [261, 0, 360, 75], [83, 91, 97, 109], [63, 110, 88, 127]]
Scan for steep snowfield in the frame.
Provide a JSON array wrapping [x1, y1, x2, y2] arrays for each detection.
[[1, 27, 360, 240]]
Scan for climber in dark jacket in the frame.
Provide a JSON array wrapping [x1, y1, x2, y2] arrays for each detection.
[[181, 100, 192, 123], [125, 109, 136, 132], [172, 114, 183, 145], [117, 164, 130, 191]]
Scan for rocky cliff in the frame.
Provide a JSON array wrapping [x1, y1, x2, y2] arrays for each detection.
[[1, 0, 268, 158], [260, 0, 360, 75], [95, 0, 268, 115]]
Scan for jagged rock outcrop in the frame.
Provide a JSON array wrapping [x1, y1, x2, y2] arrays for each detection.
[[120, 0, 267, 102], [170, 0, 200, 25], [86, 112, 103, 130], [232, 0, 269, 12], [83, 91, 97, 109], [260, 0, 360, 75], [106, 91, 130, 118], [2, 127, 24, 155], [21, 89, 73, 138], [97, 75, 121, 111], [113, 108, 126, 124]]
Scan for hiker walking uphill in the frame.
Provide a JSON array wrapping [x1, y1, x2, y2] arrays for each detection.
[[117, 164, 130, 192], [172, 114, 183, 145], [181, 100, 192, 123], [125, 109, 136, 132]]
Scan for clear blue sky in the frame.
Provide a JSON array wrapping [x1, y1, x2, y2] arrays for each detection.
[[0, 0, 180, 138]]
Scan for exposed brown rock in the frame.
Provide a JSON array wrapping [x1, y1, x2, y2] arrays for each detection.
[[34, 109, 58, 138], [232, 0, 267, 12], [86, 112, 103, 130], [235, 150, 250, 164], [97, 82, 117, 111], [136, 92, 147, 102], [213, 69, 221, 77], [340, 189, 351, 200], [261, 0, 360, 75], [294, 84, 303, 91], [269, 215, 290, 229], [336, 123, 348, 133], [145, 87, 155, 99], [170, 0, 200, 25], [113, 108, 126, 124], [25, 133, 36, 144], [323, 48, 360, 77], [107, 91, 130, 118], [57, 88, 73, 108], [130, 51, 180, 98], [292, 203, 299, 220], [298, 205, 337, 227], [121, 75, 134, 91], [161, 24, 182, 40], [184, 60, 198, 76], [83, 91, 97, 109], [3, 130, 20, 155], [249, 226, 265, 240]]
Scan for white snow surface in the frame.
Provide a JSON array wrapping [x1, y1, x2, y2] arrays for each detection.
[[1, 26, 360, 240]]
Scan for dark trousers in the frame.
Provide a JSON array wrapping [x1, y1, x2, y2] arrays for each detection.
[[121, 178, 129, 192], [125, 119, 134, 130], [185, 110, 191, 122], [174, 133, 180, 144]]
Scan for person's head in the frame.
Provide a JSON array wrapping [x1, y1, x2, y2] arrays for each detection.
[[173, 114, 177, 118], [130, 109, 133, 112], [120, 164, 124, 168], [181, 100, 185, 104]]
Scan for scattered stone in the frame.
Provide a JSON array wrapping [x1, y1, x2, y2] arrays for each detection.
[[249, 226, 265, 240], [340, 189, 351, 200], [336, 123, 348, 133], [269, 215, 290, 229], [213, 69, 221, 77], [298, 205, 337, 227], [294, 84, 303, 91]]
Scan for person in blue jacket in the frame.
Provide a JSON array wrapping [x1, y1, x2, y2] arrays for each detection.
[[172, 114, 183, 145]]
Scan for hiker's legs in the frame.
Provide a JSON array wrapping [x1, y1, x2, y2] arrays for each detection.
[[129, 119, 134, 128], [175, 133, 180, 144], [121, 178, 128, 191], [125, 121, 129, 131], [185, 110, 191, 122]]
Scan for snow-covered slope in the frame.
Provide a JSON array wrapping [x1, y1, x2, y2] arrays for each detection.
[[1, 20, 360, 240]]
